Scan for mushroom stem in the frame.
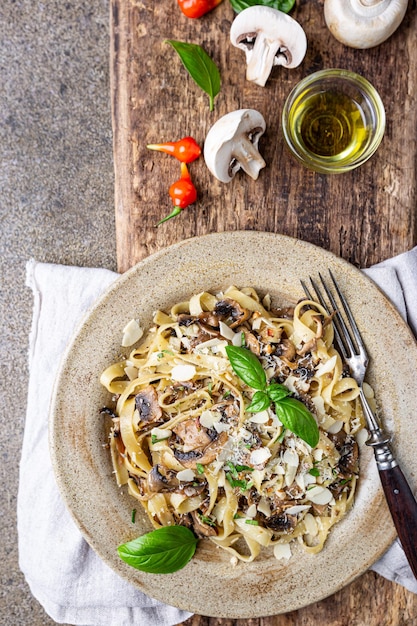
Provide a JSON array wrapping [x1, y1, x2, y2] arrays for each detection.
[[232, 137, 266, 180], [246, 38, 286, 87]]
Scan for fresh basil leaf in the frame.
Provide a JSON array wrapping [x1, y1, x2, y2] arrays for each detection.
[[118, 526, 198, 574], [225, 345, 267, 391], [267, 383, 291, 403], [165, 40, 221, 111], [246, 390, 270, 413], [230, 0, 295, 13], [274, 397, 319, 448]]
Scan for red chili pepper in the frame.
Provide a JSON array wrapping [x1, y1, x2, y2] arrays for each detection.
[[156, 162, 197, 226], [177, 0, 223, 19], [147, 136, 202, 163]]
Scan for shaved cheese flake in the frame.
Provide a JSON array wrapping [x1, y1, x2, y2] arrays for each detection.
[[214, 421, 231, 433], [171, 363, 196, 381], [200, 410, 220, 428], [150, 427, 172, 441], [284, 504, 310, 515], [311, 395, 326, 416], [194, 338, 227, 353], [273, 543, 292, 560], [246, 503, 257, 518], [232, 332, 244, 346], [177, 469, 195, 482], [121, 319, 143, 347], [306, 486, 333, 505], [124, 365, 138, 381], [285, 464, 297, 487], [257, 497, 271, 517], [219, 321, 235, 340], [356, 428, 369, 447], [327, 419, 344, 434], [248, 410, 269, 424], [315, 355, 337, 377], [250, 447, 271, 466], [283, 449, 299, 467]]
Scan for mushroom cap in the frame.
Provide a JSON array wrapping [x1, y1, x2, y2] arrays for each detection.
[[204, 109, 266, 183], [324, 0, 408, 49], [230, 6, 307, 86]]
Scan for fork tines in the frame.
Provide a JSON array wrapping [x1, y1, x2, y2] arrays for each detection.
[[301, 270, 367, 363]]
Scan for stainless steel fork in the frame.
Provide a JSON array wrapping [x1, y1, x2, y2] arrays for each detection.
[[302, 270, 417, 579]]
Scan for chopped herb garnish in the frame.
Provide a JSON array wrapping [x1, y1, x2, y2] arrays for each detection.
[[309, 467, 320, 477], [151, 434, 168, 445], [157, 349, 174, 359], [245, 519, 259, 525], [196, 463, 205, 474], [226, 473, 249, 490], [235, 464, 254, 472], [131, 508, 137, 523], [199, 514, 216, 527]]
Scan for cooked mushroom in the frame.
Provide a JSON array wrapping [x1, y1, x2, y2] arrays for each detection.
[[230, 6, 307, 86], [173, 418, 214, 452], [190, 511, 217, 537], [204, 109, 266, 183], [173, 430, 229, 469], [236, 326, 260, 355], [135, 385, 162, 424], [147, 464, 179, 493], [324, 0, 408, 49], [214, 298, 251, 328]]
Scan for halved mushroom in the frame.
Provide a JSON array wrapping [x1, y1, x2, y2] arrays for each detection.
[[230, 6, 307, 87], [204, 109, 266, 183], [324, 0, 408, 49]]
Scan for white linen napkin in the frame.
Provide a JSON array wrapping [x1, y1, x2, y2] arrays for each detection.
[[18, 248, 417, 626]]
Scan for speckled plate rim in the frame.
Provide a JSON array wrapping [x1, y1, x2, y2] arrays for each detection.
[[49, 231, 417, 618]]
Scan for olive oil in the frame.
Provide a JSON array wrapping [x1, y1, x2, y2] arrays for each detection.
[[290, 89, 369, 163], [282, 70, 385, 174]]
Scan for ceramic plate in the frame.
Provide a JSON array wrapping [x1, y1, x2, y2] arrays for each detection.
[[49, 231, 417, 618]]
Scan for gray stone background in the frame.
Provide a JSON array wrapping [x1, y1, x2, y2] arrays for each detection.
[[1, 1, 116, 623]]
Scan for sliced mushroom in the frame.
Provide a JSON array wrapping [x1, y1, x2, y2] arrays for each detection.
[[230, 6, 307, 86], [173, 431, 229, 469], [324, 0, 408, 49], [147, 464, 179, 493], [214, 298, 251, 328], [173, 418, 214, 452], [135, 385, 162, 424], [204, 109, 266, 183], [190, 511, 217, 537]]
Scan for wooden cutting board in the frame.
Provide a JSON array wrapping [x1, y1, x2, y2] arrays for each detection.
[[110, 0, 417, 622]]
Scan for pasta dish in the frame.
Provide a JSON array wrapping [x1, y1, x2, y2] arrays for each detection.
[[100, 286, 369, 563]]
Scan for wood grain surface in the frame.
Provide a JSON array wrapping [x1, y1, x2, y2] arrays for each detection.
[[110, 0, 417, 623]]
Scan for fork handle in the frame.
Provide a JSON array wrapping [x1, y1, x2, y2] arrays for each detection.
[[378, 463, 417, 579]]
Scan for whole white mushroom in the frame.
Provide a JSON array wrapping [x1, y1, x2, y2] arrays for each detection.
[[324, 0, 408, 49]]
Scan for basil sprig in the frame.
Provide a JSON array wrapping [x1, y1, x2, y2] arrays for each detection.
[[230, 0, 295, 13], [225, 345, 319, 448], [165, 40, 221, 111], [118, 526, 198, 574]]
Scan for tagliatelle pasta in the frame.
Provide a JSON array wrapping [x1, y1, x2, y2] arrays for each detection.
[[100, 286, 369, 563]]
